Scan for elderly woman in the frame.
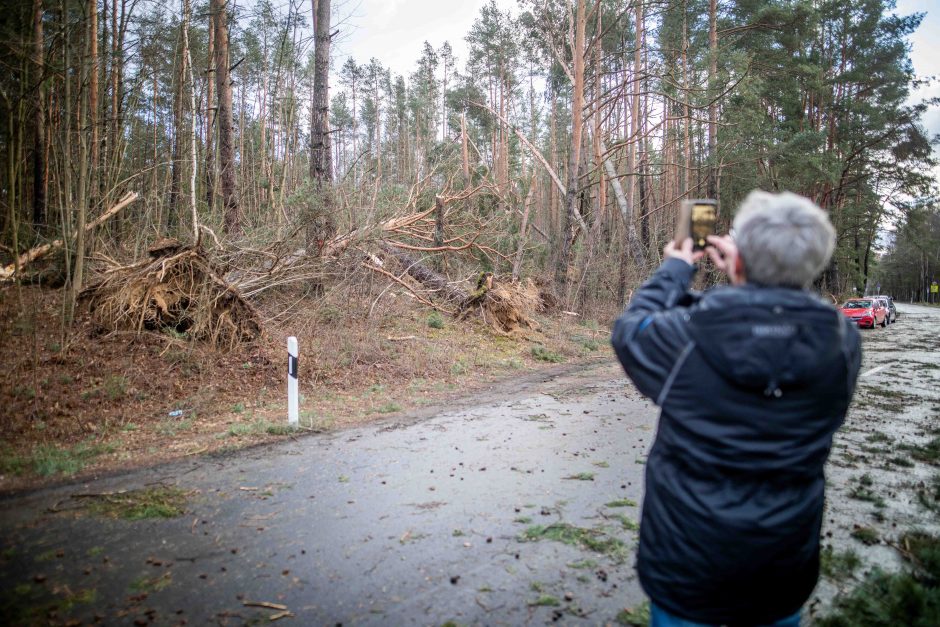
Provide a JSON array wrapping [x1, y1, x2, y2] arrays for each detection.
[[612, 191, 862, 627]]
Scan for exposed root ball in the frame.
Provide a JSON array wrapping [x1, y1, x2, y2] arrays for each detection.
[[80, 243, 261, 349], [462, 275, 540, 334]]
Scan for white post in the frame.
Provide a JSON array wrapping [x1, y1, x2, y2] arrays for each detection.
[[287, 336, 299, 426]]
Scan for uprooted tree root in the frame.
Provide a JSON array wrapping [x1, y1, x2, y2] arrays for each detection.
[[377, 245, 551, 335], [80, 240, 262, 349], [460, 273, 545, 335]]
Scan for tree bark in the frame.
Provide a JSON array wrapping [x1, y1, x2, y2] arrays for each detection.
[[556, 0, 586, 288], [182, 0, 198, 239], [307, 0, 333, 247], [212, 0, 239, 235], [32, 0, 46, 227], [512, 175, 536, 280], [204, 7, 215, 210], [88, 0, 99, 209], [707, 0, 718, 200], [461, 112, 470, 185]]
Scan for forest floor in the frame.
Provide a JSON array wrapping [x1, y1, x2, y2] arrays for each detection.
[[0, 283, 613, 493]]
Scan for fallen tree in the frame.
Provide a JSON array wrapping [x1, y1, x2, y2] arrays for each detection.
[[77, 177, 553, 344], [80, 238, 262, 349], [0, 192, 139, 281]]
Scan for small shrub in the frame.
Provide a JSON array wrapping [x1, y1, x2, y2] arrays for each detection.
[[13, 386, 36, 400], [816, 531, 940, 626], [104, 375, 127, 401], [820, 545, 862, 581], [531, 345, 564, 363], [427, 311, 445, 329]]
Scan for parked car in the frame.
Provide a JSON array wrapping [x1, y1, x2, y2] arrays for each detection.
[[872, 295, 898, 324], [839, 298, 887, 328]]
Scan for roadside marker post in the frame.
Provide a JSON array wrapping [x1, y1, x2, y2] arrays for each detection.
[[288, 336, 299, 426]]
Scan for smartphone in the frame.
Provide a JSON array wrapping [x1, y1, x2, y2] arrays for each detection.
[[676, 199, 719, 251]]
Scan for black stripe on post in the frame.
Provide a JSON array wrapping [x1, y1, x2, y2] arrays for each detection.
[[289, 355, 298, 379]]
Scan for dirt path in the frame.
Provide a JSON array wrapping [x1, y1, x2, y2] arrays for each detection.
[[1, 304, 938, 625]]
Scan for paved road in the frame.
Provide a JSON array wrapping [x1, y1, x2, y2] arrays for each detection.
[[1, 303, 938, 626], [1, 361, 655, 625]]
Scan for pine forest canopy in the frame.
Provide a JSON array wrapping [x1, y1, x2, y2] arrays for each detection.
[[0, 0, 937, 316]]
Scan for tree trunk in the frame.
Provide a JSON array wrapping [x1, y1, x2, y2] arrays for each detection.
[[707, 0, 718, 200], [556, 0, 586, 288], [168, 32, 183, 225], [89, 0, 99, 207], [460, 112, 470, 185], [212, 0, 239, 234], [182, 0, 198, 239], [307, 0, 333, 248], [681, 2, 690, 198], [70, 0, 96, 320], [512, 175, 536, 280], [204, 8, 215, 210], [32, 0, 46, 227]]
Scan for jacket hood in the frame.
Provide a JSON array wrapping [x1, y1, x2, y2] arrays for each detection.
[[687, 285, 845, 395]]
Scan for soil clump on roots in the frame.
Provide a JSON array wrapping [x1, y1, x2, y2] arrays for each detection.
[[80, 239, 262, 349]]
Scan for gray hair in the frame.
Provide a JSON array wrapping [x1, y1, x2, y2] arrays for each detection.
[[732, 191, 835, 289]]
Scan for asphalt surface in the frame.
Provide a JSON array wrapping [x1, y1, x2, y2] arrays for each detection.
[[1, 302, 938, 626]]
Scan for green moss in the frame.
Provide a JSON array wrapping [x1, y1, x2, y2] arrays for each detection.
[[88, 486, 188, 520], [816, 532, 940, 627], [616, 601, 651, 625], [605, 498, 638, 508], [563, 472, 595, 481], [519, 523, 627, 559], [851, 526, 880, 545], [821, 545, 862, 581]]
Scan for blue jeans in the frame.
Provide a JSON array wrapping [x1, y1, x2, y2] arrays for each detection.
[[650, 602, 801, 627]]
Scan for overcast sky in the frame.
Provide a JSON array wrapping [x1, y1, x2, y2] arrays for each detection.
[[332, 0, 938, 161], [331, 0, 492, 79], [896, 0, 940, 141]]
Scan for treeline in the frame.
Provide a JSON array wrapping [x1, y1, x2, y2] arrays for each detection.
[[0, 0, 935, 316], [877, 201, 940, 302]]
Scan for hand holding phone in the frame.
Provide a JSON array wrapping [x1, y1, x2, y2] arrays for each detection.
[[676, 199, 719, 251]]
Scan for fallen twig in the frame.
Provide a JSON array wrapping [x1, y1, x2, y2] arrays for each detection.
[[243, 601, 288, 611]]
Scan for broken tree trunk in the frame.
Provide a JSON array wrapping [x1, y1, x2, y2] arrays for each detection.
[[0, 192, 139, 281], [379, 243, 466, 306]]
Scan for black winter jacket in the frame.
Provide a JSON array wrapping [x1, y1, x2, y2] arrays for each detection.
[[611, 258, 861, 625]]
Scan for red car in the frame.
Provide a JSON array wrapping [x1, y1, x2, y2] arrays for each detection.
[[840, 298, 887, 328]]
